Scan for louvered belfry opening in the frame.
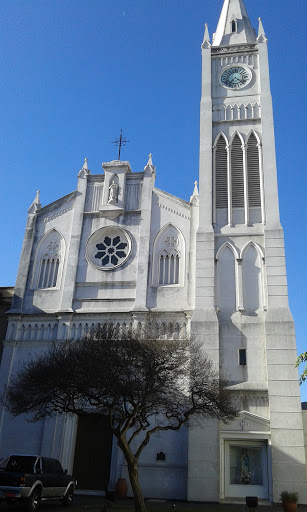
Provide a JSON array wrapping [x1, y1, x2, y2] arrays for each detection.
[[231, 134, 244, 208], [247, 133, 261, 207], [215, 136, 228, 209], [214, 131, 262, 225]]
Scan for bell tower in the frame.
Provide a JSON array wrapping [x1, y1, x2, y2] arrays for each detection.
[[190, 0, 307, 503]]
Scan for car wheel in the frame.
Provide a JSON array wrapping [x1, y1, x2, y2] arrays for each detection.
[[62, 487, 74, 507], [25, 489, 41, 512]]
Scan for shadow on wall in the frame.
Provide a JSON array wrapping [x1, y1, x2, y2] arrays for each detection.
[[1, 408, 306, 502], [218, 310, 267, 401], [219, 318, 248, 385], [269, 442, 307, 504], [0, 287, 14, 362], [146, 191, 161, 310]]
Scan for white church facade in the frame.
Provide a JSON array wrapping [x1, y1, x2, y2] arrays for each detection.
[[0, 0, 306, 504]]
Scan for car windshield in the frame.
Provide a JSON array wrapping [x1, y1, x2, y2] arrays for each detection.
[[0, 456, 37, 473]]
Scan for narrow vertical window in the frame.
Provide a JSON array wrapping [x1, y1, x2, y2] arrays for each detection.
[[159, 254, 165, 285], [231, 134, 244, 208], [247, 133, 261, 207], [170, 254, 175, 283], [239, 349, 247, 366], [215, 136, 228, 208], [174, 254, 179, 283], [38, 259, 46, 288], [164, 255, 170, 283], [232, 20, 236, 33]]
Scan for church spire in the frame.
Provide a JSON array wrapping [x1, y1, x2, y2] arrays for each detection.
[[212, 0, 256, 47]]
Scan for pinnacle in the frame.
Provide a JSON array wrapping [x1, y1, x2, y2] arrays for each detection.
[[144, 153, 156, 176], [190, 181, 199, 203], [147, 153, 153, 166], [257, 17, 267, 42], [201, 23, 211, 49], [28, 189, 41, 213], [77, 157, 91, 177]]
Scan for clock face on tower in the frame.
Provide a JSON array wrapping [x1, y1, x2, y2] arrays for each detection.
[[220, 65, 252, 89]]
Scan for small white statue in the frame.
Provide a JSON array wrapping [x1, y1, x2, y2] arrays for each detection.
[[108, 180, 119, 204]]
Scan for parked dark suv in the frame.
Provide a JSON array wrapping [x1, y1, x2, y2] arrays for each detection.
[[0, 454, 76, 511]]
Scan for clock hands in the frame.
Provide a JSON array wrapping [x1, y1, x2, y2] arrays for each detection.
[[229, 73, 242, 84]]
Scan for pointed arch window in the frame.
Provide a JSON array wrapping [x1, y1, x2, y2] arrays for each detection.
[[215, 135, 228, 209], [242, 245, 261, 311], [247, 133, 261, 207], [216, 243, 238, 312], [32, 230, 65, 289], [231, 134, 244, 208], [152, 224, 184, 287], [231, 20, 237, 33]]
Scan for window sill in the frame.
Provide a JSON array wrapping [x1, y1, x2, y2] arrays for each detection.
[[32, 287, 60, 291], [153, 283, 184, 288]]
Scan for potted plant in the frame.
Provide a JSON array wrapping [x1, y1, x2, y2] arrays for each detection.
[[280, 491, 299, 512]]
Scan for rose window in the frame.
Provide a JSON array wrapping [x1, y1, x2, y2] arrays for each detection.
[[95, 235, 128, 267], [86, 227, 132, 271]]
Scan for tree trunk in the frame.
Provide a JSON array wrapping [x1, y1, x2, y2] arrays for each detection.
[[127, 461, 146, 512], [116, 436, 147, 512]]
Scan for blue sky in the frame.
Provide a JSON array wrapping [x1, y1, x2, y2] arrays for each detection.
[[0, 1, 306, 397]]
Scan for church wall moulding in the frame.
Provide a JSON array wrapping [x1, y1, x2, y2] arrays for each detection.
[[43, 206, 73, 223], [6, 318, 188, 343], [213, 53, 258, 68], [153, 199, 190, 220]]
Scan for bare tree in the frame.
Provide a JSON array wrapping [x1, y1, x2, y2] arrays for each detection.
[[1, 325, 237, 512]]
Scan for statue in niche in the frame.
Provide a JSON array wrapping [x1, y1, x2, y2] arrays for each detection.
[[240, 448, 251, 484], [108, 180, 119, 204]]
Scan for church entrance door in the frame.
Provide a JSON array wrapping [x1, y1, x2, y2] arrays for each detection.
[[73, 414, 113, 491], [224, 441, 269, 500]]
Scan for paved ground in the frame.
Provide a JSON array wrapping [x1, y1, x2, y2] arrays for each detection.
[[76, 495, 307, 512], [1, 495, 306, 512]]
